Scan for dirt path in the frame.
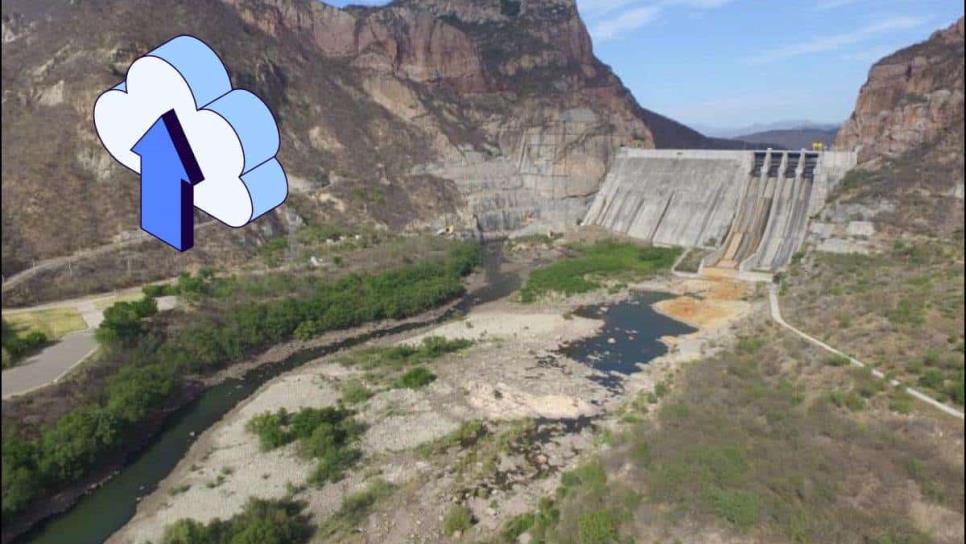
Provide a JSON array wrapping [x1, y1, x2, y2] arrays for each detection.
[[0, 221, 219, 294], [768, 284, 964, 420]]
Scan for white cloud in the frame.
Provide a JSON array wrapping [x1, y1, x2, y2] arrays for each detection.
[[586, 0, 732, 42], [578, 0, 647, 18], [840, 45, 894, 62], [814, 0, 865, 10], [591, 5, 662, 40], [743, 15, 929, 64]]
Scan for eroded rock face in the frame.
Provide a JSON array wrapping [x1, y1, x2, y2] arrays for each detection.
[[836, 17, 964, 163], [830, 17, 964, 236], [223, 0, 655, 235]]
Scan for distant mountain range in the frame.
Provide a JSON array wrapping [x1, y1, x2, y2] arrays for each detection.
[[695, 120, 841, 139], [732, 127, 839, 150]]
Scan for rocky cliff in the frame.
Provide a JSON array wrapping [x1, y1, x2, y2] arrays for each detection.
[[836, 17, 964, 163], [824, 17, 964, 238], [1, 0, 735, 278]]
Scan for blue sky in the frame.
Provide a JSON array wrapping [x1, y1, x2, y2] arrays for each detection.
[[325, 0, 962, 130]]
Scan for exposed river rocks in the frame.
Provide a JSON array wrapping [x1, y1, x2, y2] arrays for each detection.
[[108, 271, 753, 544]]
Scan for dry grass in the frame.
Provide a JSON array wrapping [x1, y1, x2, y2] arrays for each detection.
[[781, 239, 965, 407], [3, 307, 87, 339]]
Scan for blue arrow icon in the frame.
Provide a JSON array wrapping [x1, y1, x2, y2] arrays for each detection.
[[131, 110, 204, 251]]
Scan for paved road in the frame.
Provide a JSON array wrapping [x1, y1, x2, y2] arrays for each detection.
[[2, 330, 98, 399], [1, 295, 177, 400]]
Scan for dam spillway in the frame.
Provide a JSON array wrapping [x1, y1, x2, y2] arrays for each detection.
[[583, 148, 856, 272]]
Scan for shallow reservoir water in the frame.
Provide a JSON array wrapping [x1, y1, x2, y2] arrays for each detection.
[[563, 291, 696, 390]]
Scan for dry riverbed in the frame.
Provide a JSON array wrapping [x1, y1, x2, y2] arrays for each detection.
[[110, 275, 753, 544]]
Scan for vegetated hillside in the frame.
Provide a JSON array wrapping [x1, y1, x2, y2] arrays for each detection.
[[527, 323, 964, 544], [832, 17, 964, 236], [0, 0, 732, 278], [786, 20, 964, 393], [734, 127, 838, 150]]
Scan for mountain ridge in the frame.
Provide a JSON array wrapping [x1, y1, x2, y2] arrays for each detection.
[[697, 120, 840, 139]]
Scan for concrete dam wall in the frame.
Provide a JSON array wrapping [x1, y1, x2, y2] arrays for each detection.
[[583, 148, 856, 271]]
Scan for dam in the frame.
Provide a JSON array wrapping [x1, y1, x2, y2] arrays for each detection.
[[583, 148, 856, 272]]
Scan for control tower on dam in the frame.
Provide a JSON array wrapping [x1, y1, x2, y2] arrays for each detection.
[[583, 148, 856, 272]]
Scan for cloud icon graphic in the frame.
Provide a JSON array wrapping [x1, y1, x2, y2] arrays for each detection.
[[94, 35, 287, 228]]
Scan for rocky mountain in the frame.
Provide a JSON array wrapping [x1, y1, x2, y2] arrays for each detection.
[[831, 17, 964, 236], [836, 17, 964, 163], [1, 0, 739, 279]]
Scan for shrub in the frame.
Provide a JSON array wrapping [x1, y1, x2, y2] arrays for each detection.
[[245, 407, 363, 485], [1, 329, 49, 361], [318, 479, 394, 538], [949, 372, 965, 406], [828, 390, 866, 411], [519, 241, 678, 302], [160, 498, 313, 544], [340, 380, 372, 405], [293, 320, 320, 341], [889, 391, 915, 414], [142, 283, 177, 298], [418, 420, 487, 457], [96, 296, 157, 346], [448, 420, 486, 448], [736, 337, 765, 354], [500, 0, 521, 17], [246, 409, 291, 451], [577, 510, 620, 544], [918, 369, 945, 391], [560, 461, 607, 496], [309, 447, 362, 486], [886, 298, 925, 327], [708, 488, 759, 529], [826, 354, 851, 367], [501, 513, 535, 542], [339, 336, 471, 371], [443, 505, 473, 535], [393, 367, 436, 389]]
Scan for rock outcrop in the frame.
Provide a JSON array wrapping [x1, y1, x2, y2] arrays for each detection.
[[836, 17, 964, 163], [831, 17, 964, 236]]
